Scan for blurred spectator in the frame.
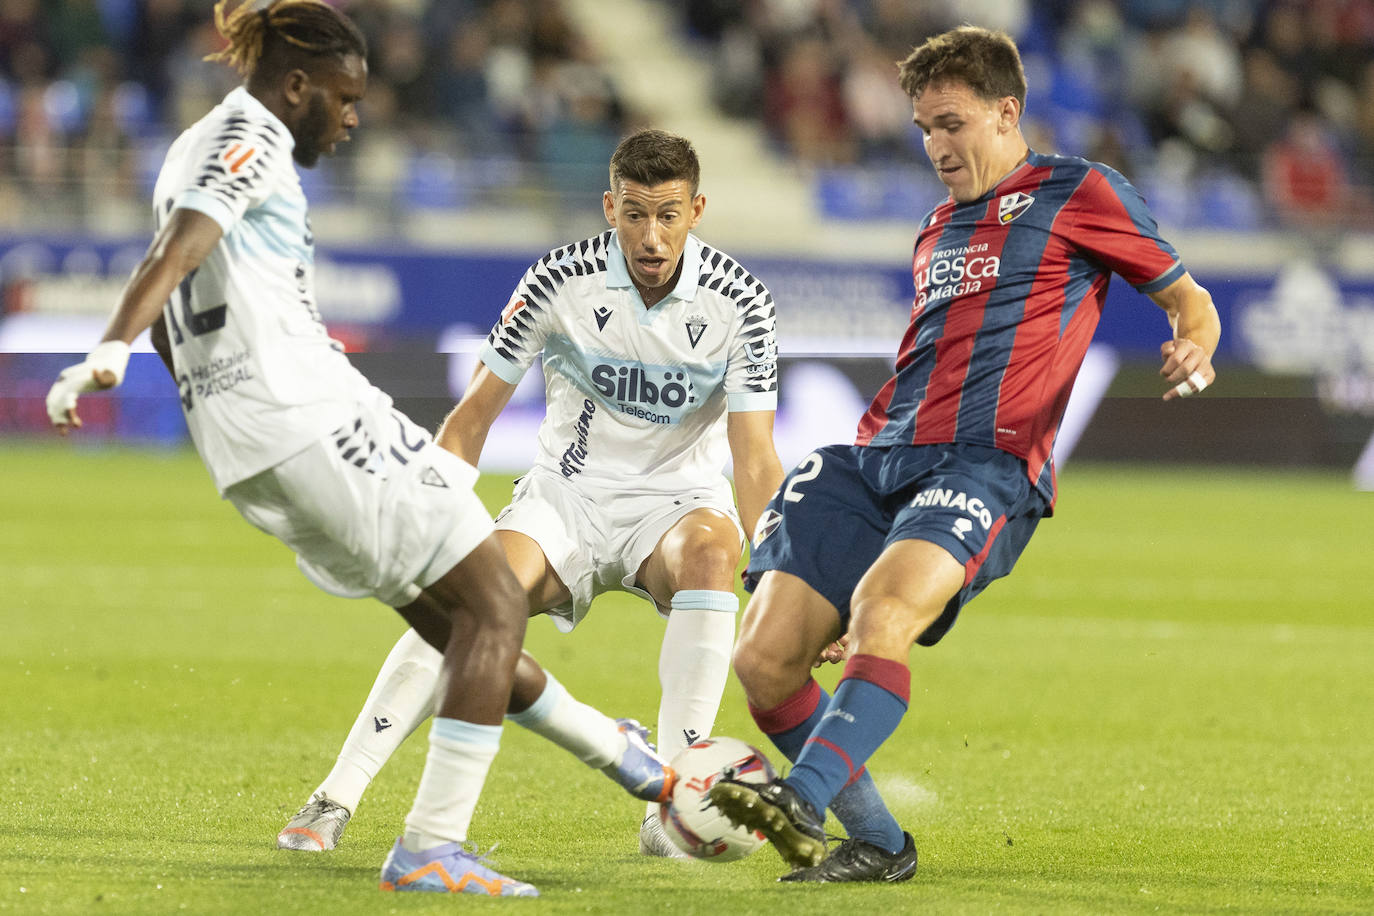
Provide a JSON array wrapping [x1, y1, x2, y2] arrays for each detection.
[[128, 0, 199, 121], [764, 36, 854, 164], [1230, 47, 1298, 178], [839, 34, 916, 161], [1262, 108, 1359, 228], [1356, 59, 1374, 185], [1, 0, 50, 86]]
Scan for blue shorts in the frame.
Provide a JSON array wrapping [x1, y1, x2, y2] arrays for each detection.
[[747, 443, 1048, 646]]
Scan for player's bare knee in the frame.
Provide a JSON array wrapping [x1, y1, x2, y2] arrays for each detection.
[[849, 595, 940, 655], [731, 632, 804, 705], [666, 524, 740, 585], [672, 540, 739, 591]]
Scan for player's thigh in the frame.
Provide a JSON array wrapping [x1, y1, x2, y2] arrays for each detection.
[[495, 528, 573, 613], [849, 539, 966, 658], [636, 506, 744, 599], [495, 473, 598, 603], [423, 532, 527, 633], [878, 443, 1046, 647], [747, 444, 888, 621], [734, 570, 845, 705]]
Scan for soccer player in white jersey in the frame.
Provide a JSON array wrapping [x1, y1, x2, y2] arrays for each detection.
[[278, 128, 786, 858], [43, 0, 672, 898]]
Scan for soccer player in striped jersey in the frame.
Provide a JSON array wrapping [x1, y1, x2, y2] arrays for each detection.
[[43, 0, 656, 898], [280, 128, 787, 859], [708, 26, 1221, 882]]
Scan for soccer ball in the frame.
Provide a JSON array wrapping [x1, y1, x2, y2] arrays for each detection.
[[658, 736, 775, 861]]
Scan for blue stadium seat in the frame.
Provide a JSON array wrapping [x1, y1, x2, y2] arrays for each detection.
[[1195, 172, 1263, 230], [112, 81, 156, 137], [0, 77, 13, 136], [402, 152, 473, 210], [44, 80, 86, 135]]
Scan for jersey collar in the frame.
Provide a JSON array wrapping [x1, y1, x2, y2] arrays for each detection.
[[605, 230, 702, 306]]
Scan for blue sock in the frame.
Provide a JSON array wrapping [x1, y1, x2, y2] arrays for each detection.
[[750, 677, 905, 853], [785, 655, 910, 847]]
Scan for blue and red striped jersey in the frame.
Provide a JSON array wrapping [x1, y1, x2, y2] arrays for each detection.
[[856, 150, 1185, 508]]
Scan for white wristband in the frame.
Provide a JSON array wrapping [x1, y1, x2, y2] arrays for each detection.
[[87, 340, 132, 387], [45, 340, 133, 426]]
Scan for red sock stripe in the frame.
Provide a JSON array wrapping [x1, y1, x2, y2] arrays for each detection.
[[805, 736, 856, 781], [841, 654, 911, 705], [749, 679, 822, 734]]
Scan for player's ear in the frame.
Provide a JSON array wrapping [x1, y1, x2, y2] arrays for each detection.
[[602, 189, 617, 226], [689, 193, 706, 229], [999, 95, 1020, 132], [283, 68, 311, 107]]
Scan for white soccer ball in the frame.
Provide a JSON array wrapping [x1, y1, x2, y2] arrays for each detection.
[[657, 736, 775, 862]]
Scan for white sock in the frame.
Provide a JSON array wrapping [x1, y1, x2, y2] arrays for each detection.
[[313, 629, 441, 813], [648, 589, 737, 815], [506, 670, 623, 768], [402, 718, 501, 852]]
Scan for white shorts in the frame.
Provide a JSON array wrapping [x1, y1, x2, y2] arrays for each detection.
[[495, 468, 744, 632], [225, 399, 493, 607]]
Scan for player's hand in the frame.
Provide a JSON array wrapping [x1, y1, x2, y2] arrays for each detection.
[[813, 633, 850, 668], [1159, 338, 1215, 401], [46, 341, 131, 433]]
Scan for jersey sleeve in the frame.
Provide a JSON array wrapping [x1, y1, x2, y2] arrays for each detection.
[[1068, 165, 1186, 294], [724, 285, 779, 413], [478, 261, 557, 384], [172, 113, 291, 233]]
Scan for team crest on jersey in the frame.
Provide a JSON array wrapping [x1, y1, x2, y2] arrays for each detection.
[[685, 314, 708, 348], [997, 192, 1035, 224], [594, 305, 613, 331], [752, 508, 783, 547]]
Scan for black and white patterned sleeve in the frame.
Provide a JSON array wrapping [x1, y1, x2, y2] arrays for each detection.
[[479, 236, 606, 383], [174, 113, 288, 232], [726, 275, 779, 412]]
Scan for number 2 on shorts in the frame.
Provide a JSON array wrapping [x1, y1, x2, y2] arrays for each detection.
[[782, 451, 823, 502]]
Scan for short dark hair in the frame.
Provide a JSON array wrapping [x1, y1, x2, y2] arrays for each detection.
[[205, 0, 367, 82], [609, 129, 701, 196], [898, 26, 1026, 113]]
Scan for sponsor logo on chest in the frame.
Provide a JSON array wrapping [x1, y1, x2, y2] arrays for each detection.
[[913, 242, 1002, 311]]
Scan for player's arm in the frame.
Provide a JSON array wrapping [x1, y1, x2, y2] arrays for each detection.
[[725, 409, 785, 540], [1149, 271, 1220, 401], [435, 360, 518, 465], [149, 315, 175, 378], [46, 209, 223, 431]]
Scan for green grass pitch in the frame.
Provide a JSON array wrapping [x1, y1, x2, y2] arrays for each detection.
[[1, 443, 1370, 914]]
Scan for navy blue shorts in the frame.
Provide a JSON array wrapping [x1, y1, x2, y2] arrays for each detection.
[[747, 443, 1048, 646]]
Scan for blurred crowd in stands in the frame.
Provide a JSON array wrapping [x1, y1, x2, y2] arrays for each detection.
[[680, 0, 1374, 229], [2, 0, 1372, 232]]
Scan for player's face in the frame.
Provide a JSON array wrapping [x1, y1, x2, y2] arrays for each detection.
[[603, 179, 705, 295], [293, 53, 367, 168], [913, 79, 1019, 203]]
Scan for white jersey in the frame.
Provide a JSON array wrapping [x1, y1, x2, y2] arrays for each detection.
[[479, 229, 778, 496], [153, 87, 372, 493]]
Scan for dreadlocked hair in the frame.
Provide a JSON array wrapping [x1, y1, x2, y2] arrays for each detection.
[[205, 0, 367, 81]]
